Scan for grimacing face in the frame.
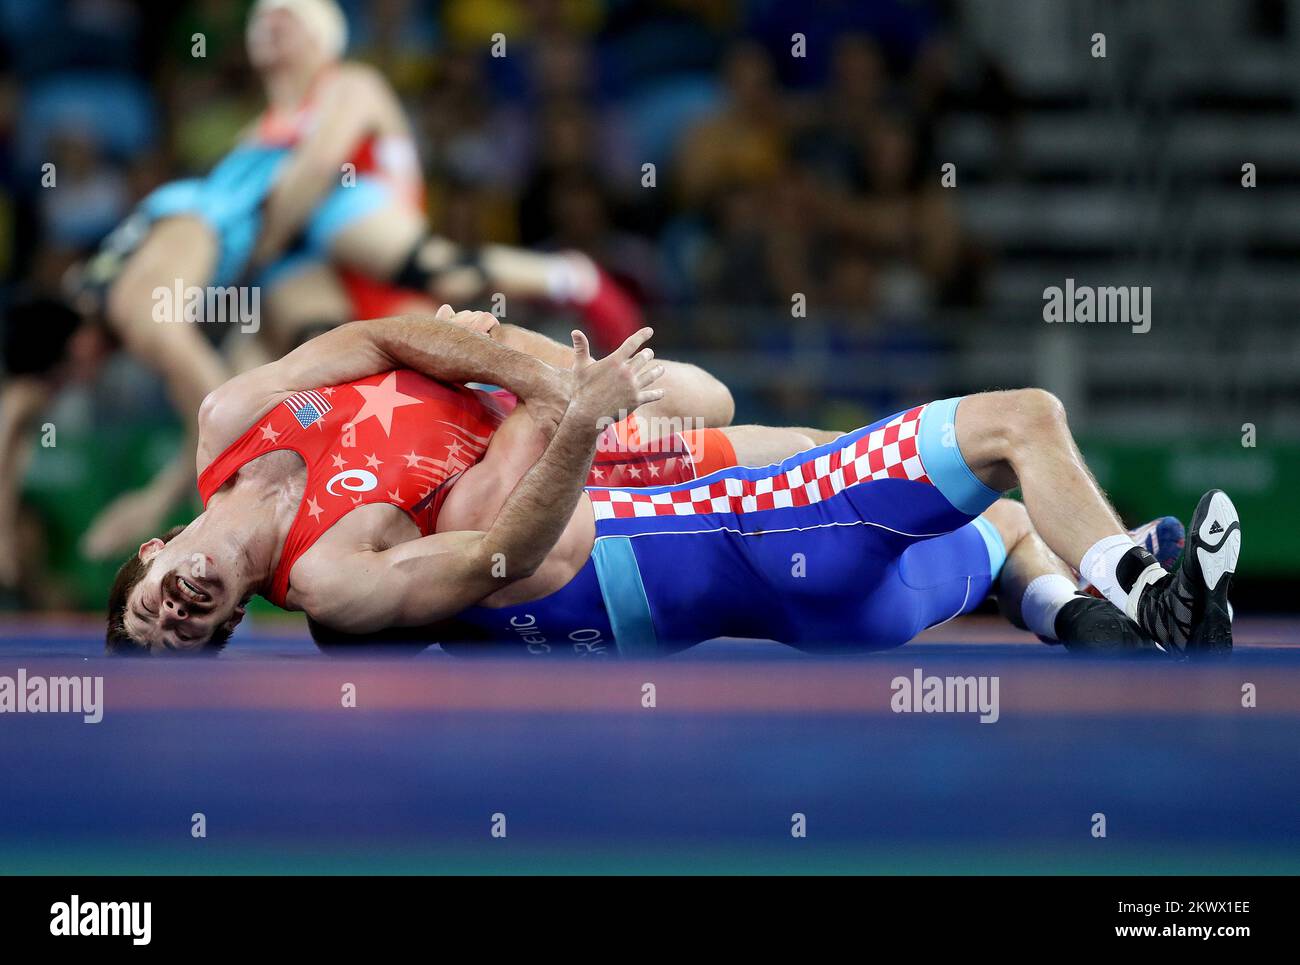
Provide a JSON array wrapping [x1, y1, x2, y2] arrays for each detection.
[[122, 538, 242, 653]]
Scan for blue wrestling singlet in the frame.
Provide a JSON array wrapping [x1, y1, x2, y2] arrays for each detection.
[[138, 145, 288, 286], [120, 145, 397, 289], [447, 398, 1009, 657]]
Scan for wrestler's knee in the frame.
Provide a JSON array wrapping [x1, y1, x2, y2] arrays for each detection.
[[959, 388, 1066, 465], [702, 366, 736, 427], [980, 498, 1031, 552], [668, 361, 734, 427], [1003, 388, 1068, 448]]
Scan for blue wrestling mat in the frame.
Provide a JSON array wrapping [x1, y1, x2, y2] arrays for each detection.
[[0, 616, 1297, 874]]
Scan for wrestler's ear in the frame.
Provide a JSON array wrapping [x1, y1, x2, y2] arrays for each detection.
[[222, 603, 248, 634], [137, 538, 165, 562]]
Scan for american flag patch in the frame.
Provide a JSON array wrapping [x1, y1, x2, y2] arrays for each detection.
[[588, 405, 931, 520], [282, 390, 332, 428]]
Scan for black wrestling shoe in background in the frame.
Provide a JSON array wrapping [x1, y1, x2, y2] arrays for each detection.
[[1131, 489, 1240, 657], [1053, 594, 1168, 657]]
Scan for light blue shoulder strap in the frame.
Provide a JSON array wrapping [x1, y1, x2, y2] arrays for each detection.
[[590, 536, 659, 657]]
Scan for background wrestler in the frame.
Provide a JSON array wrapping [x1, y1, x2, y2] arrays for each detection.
[[243, 0, 643, 351]]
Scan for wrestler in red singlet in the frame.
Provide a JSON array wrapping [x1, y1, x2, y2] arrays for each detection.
[[197, 369, 737, 607], [197, 371, 501, 607]]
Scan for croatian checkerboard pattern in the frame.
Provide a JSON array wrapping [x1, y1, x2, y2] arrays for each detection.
[[587, 405, 931, 520]]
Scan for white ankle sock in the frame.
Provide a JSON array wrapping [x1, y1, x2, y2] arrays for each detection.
[[1021, 574, 1079, 640], [1080, 534, 1139, 614]]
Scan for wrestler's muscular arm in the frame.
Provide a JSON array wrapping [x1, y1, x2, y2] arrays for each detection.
[[302, 329, 665, 633], [197, 310, 567, 465], [493, 323, 735, 429]]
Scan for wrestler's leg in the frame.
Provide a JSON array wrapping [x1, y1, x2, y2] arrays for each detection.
[[105, 216, 227, 419], [319, 203, 431, 281], [782, 426, 845, 446], [310, 193, 493, 300], [625, 360, 734, 430], [718, 426, 818, 465], [979, 498, 1066, 630], [671, 424, 839, 470], [322, 196, 640, 348], [85, 217, 227, 559], [952, 389, 1235, 654], [982, 497, 1167, 653], [258, 260, 353, 358], [327, 203, 593, 305], [793, 494, 1135, 655], [954, 390, 1125, 571]]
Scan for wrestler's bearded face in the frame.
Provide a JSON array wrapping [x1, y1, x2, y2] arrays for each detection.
[[122, 533, 246, 653]]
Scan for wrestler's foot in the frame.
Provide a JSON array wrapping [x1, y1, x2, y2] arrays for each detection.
[[572, 257, 642, 351], [1131, 490, 1239, 658], [1080, 515, 1184, 597], [1054, 594, 1167, 657]]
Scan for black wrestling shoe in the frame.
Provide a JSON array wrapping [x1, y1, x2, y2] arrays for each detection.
[[1131, 490, 1239, 658], [1053, 594, 1167, 657]]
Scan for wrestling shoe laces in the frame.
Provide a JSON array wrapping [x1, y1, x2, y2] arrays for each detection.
[[1131, 490, 1239, 657]]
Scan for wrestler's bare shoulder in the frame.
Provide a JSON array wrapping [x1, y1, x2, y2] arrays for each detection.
[[321, 61, 408, 131]]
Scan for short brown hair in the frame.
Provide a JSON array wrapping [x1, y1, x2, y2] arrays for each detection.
[[104, 525, 232, 655]]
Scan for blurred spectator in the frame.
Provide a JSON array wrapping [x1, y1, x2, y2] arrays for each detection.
[[516, 98, 600, 244], [544, 171, 661, 304], [676, 40, 788, 207], [791, 33, 887, 191], [38, 128, 128, 250], [420, 49, 528, 191], [342, 0, 441, 93], [817, 109, 979, 308]]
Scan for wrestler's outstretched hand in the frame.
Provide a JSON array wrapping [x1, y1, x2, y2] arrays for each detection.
[[568, 327, 665, 429]]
